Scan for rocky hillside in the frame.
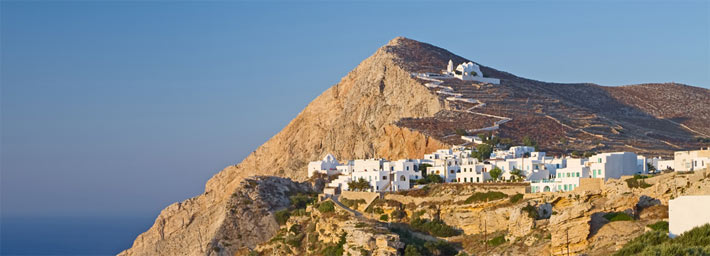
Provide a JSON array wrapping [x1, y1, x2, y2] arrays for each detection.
[[245, 170, 709, 256], [122, 37, 710, 255]]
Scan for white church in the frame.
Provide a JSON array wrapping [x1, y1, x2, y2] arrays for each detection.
[[445, 59, 500, 84]]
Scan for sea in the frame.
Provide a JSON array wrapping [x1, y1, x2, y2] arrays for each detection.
[[1, 216, 154, 256]]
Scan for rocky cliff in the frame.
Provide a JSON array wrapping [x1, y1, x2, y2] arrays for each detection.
[[122, 37, 710, 255]]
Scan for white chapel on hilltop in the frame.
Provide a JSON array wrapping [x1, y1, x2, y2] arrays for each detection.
[[445, 59, 500, 84]]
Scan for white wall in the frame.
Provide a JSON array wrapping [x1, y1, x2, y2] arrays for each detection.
[[669, 195, 710, 237]]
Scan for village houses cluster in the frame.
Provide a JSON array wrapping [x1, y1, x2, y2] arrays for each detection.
[[307, 139, 710, 195]]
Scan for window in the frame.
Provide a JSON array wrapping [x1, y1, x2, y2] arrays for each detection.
[[457, 178, 460, 182], [450, 170, 454, 174], [476, 177, 480, 182], [406, 166, 410, 171], [400, 175, 406, 181], [382, 176, 387, 180], [598, 158, 602, 163], [464, 178, 468, 182]]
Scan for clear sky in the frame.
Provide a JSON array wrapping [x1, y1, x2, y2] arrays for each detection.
[[2, 1, 708, 218]]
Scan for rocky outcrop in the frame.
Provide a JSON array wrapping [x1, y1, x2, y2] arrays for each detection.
[[119, 176, 316, 256]]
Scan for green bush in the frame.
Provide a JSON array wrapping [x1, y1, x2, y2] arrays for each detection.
[[615, 224, 710, 256], [647, 221, 669, 232], [289, 193, 316, 209], [318, 201, 335, 213], [274, 209, 290, 225], [320, 232, 346, 256], [284, 233, 304, 248], [404, 245, 422, 256], [417, 174, 444, 184], [390, 209, 406, 220], [614, 230, 671, 255], [464, 191, 508, 204], [509, 193, 524, 203], [625, 176, 652, 189], [603, 212, 634, 222], [373, 207, 384, 214], [487, 234, 507, 246], [380, 214, 389, 221], [521, 204, 539, 220], [340, 198, 366, 209], [423, 240, 458, 256], [410, 217, 461, 237], [390, 226, 459, 256]]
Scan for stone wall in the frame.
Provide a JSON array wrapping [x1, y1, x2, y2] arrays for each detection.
[[576, 178, 604, 192]]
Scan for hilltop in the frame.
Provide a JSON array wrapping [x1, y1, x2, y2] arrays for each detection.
[[120, 37, 710, 256]]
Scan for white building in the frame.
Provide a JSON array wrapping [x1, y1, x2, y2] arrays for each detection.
[[648, 157, 675, 172], [669, 195, 710, 237], [588, 152, 646, 180], [307, 154, 340, 178], [674, 148, 710, 172], [444, 59, 501, 84], [490, 146, 536, 160]]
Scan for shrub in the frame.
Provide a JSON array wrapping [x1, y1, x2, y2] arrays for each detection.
[[410, 217, 461, 237], [373, 207, 384, 214], [320, 232, 346, 256], [423, 240, 458, 256], [317, 201, 335, 213], [390, 209, 406, 220], [615, 224, 710, 256], [603, 212, 634, 222], [348, 178, 372, 191], [487, 234, 506, 246], [464, 191, 508, 204], [340, 198, 366, 209], [625, 176, 652, 189], [380, 214, 389, 221], [614, 230, 670, 255], [284, 233, 304, 248], [489, 167, 503, 181], [509, 193, 524, 203], [521, 204, 539, 220], [647, 221, 669, 232], [289, 193, 316, 209], [274, 209, 290, 225], [417, 174, 444, 184], [404, 245, 422, 256]]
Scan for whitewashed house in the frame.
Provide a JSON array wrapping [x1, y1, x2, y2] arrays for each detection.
[[674, 148, 710, 172], [307, 154, 340, 178], [588, 152, 646, 180]]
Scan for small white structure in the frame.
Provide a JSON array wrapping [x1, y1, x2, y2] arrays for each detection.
[[307, 154, 340, 178], [674, 148, 710, 172], [648, 157, 675, 172], [443, 59, 500, 84], [669, 195, 710, 237], [461, 135, 484, 144]]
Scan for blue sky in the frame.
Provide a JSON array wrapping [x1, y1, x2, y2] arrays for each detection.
[[1, 1, 708, 218]]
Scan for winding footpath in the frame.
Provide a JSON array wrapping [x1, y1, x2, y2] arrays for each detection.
[[413, 73, 512, 134]]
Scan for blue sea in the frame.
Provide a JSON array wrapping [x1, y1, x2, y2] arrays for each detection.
[[1, 216, 154, 256]]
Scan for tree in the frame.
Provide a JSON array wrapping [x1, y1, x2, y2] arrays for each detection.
[[510, 168, 525, 182], [471, 144, 493, 162], [647, 163, 657, 173], [489, 167, 503, 181], [419, 163, 432, 176], [347, 178, 371, 191], [522, 136, 539, 151]]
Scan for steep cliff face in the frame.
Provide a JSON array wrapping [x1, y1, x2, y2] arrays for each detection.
[[120, 37, 447, 256]]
